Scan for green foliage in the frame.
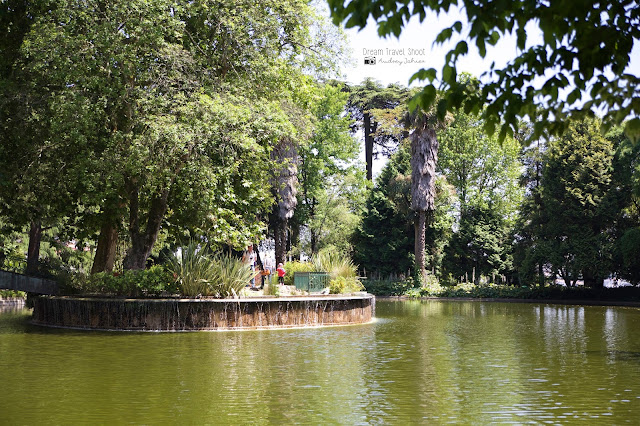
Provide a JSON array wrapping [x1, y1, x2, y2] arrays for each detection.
[[328, 276, 364, 294], [295, 82, 366, 256], [328, 0, 640, 143], [1, 0, 348, 274], [167, 242, 254, 298], [265, 276, 280, 297], [444, 205, 514, 284], [282, 261, 314, 286], [72, 266, 177, 297], [413, 283, 530, 298], [353, 144, 414, 276], [353, 141, 455, 277], [283, 252, 362, 293], [537, 119, 620, 287], [167, 243, 216, 297], [438, 105, 523, 214], [363, 278, 414, 296], [409, 283, 640, 302], [437, 104, 522, 283], [514, 121, 639, 287], [345, 79, 410, 179], [0, 290, 25, 298], [311, 250, 357, 280], [617, 228, 640, 285], [311, 251, 362, 294], [209, 253, 255, 298]]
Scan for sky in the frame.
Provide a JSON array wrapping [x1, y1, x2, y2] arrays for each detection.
[[340, 9, 640, 88], [336, 10, 640, 177]]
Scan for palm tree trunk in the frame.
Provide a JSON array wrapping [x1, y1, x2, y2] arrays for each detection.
[[270, 137, 298, 266], [410, 125, 438, 280], [414, 211, 426, 278]]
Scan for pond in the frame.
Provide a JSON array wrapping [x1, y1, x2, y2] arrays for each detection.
[[2, 299, 640, 423]]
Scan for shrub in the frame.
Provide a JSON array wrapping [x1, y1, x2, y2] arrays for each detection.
[[313, 251, 363, 294], [167, 242, 254, 298], [311, 251, 357, 280], [0, 290, 25, 298], [265, 278, 280, 296], [282, 261, 314, 286], [75, 266, 176, 297], [364, 278, 414, 296], [209, 253, 254, 298], [405, 282, 640, 301], [167, 242, 217, 297], [281, 253, 364, 294], [329, 276, 364, 294]]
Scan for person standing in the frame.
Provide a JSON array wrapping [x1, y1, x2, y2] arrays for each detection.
[[242, 245, 257, 288], [277, 263, 286, 285]]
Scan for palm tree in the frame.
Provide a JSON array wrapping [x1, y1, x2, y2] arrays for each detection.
[[405, 103, 451, 280], [270, 136, 298, 266]]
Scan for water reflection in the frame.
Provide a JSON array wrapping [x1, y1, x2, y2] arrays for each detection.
[[2, 301, 640, 423]]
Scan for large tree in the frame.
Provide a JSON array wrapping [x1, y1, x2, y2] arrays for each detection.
[[537, 119, 622, 288], [353, 87, 452, 279], [405, 101, 450, 279], [353, 142, 454, 278], [296, 82, 362, 255], [346, 79, 409, 180], [512, 132, 548, 286], [328, 0, 640, 142], [437, 107, 522, 283], [609, 128, 640, 284], [4, 0, 340, 273], [0, 0, 82, 275]]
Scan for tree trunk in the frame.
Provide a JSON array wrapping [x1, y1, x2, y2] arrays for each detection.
[[91, 220, 118, 274], [290, 219, 299, 260], [273, 214, 288, 267], [410, 125, 439, 282], [410, 126, 438, 212], [309, 199, 318, 255], [364, 112, 373, 180], [25, 220, 42, 275], [270, 137, 298, 267], [123, 188, 170, 270], [310, 229, 318, 255], [414, 210, 426, 279], [91, 203, 121, 274]]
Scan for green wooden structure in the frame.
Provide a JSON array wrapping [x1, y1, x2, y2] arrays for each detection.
[[294, 272, 329, 293]]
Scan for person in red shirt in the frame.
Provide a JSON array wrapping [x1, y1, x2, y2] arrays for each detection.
[[276, 263, 286, 285]]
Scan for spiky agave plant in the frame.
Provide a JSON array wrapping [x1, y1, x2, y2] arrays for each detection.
[[209, 253, 254, 298], [167, 241, 216, 297]]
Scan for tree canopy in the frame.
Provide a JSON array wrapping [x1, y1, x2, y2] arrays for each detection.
[[328, 0, 640, 142], [0, 0, 348, 272]]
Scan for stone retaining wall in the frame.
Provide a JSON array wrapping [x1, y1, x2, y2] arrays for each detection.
[[0, 297, 25, 307], [31, 295, 375, 331]]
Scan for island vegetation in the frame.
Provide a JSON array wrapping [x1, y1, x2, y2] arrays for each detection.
[[0, 0, 639, 301]]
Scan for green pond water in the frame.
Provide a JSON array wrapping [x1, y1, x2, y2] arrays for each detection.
[[2, 299, 640, 424]]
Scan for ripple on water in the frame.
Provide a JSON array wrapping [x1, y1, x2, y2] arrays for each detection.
[[2, 301, 640, 423]]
